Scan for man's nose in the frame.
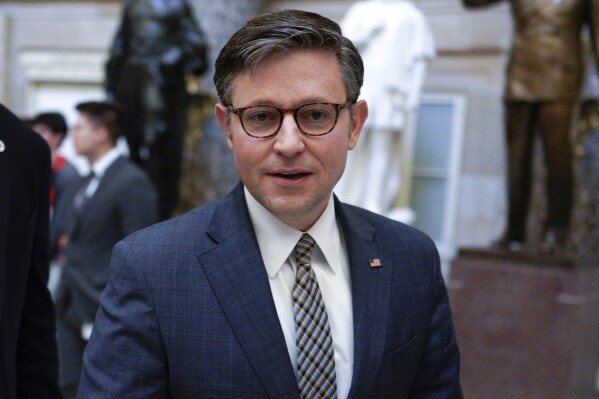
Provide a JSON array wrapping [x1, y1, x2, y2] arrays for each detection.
[[273, 113, 305, 156]]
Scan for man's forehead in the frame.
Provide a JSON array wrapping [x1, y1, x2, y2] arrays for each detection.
[[230, 49, 345, 102], [32, 123, 52, 132], [74, 114, 93, 126]]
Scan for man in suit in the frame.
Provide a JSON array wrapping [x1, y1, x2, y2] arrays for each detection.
[[0, 103, 62, 398], [29, 112, 80, 215], [78, 10, 462, 398], [54, 101, 158, 398], [463, 0, 599, 252]]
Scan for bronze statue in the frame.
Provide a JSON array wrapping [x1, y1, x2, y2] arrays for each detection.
[[106, 0, 208, 220], [463, 0, 599, 253]]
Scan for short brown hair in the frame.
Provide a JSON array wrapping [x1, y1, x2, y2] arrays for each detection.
[[30, 112, 68, 142], [75, 101, 122, 144], [214, 9, 364, 106]]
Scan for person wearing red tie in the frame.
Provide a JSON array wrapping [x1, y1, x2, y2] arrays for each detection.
[[29, 112, 80, 267]]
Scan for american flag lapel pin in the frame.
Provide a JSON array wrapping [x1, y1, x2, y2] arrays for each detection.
[[369, 258, 382, 268]]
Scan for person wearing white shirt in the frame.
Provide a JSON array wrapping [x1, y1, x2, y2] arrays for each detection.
[[77, 11, 462, 399], [54, 101, 158, 399], [247, 187, 354, 398]]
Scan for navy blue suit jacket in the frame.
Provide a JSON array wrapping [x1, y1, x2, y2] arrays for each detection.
[[78, 183, 462, 398]]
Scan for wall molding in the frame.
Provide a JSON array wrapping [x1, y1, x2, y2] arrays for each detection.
[[19, 49, 105, 83]]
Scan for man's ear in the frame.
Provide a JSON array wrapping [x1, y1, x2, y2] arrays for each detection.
[[96, 125, 112, 145], [215, 103, 233, 148], [349, 99, 368, 150]]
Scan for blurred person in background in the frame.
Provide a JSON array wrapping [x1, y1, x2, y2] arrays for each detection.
[[30, 112, 80, 217], [54, 101, 158, 399], [29, 112, 81, 295]]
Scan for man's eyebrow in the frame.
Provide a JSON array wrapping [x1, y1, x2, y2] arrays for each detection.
[[236, 97, 340, 108]]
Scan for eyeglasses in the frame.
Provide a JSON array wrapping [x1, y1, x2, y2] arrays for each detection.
[[229, 101, 352, 138]]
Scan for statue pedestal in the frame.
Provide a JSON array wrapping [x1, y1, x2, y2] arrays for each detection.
[[448, 248, 599, 399]]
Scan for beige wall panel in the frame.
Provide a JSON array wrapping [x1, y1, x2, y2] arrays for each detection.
[[0, 3, 120, 111]]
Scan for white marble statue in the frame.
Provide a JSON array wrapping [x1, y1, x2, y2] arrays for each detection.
[[336, 0, 435, 223]]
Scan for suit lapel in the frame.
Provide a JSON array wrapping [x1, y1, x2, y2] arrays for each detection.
[[197, 185, 300, 399], [195, 188, 394, 398], [70, 157, 122, 236], [336, 200, 392, 399], [79, 157, 122, 212]]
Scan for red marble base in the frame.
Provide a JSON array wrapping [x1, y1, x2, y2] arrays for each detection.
[[448, 248, 599, 399]]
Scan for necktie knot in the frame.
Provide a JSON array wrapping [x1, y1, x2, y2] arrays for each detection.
[[80, 172, 95, 187], [295, 233, 316, 267]]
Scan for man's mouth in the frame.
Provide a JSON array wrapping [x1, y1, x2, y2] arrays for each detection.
[[272, 172, 309, 180]]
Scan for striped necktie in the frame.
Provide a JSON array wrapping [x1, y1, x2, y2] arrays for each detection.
[[72, 172, 95, 213], [293, 233, 337, 399]]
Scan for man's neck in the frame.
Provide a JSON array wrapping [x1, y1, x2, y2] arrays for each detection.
[[87, 144, 114, 166]]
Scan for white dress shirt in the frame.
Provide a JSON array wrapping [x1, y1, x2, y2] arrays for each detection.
[[83, 147, 121, 199], [244, 187, 354, 398]]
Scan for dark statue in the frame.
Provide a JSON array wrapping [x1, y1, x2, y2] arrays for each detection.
[[463, 0, 599, 253], [106, 0, 209, 220]]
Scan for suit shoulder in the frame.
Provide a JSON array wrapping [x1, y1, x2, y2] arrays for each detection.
[[0, 104, 50, 174], [108, 157, 155, 189], [0, 104, 47, 153], [123, 201, 219, 247], [115, 157, 150, 178], [54, 161, 80, 185]]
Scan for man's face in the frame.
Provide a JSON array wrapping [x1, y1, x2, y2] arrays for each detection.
[[71, 114, 102, 162], [32, 123, 62, 154], [215, 49, 368, 231]]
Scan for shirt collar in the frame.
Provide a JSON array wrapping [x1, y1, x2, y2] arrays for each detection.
[[90, 147, 120, 178], [244, 186, 342, 279]]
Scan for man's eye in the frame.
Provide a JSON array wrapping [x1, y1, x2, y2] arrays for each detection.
[[246, 109, 278, 123], [251, 113, 269, 122], [300, 108, 332, 122], [310, 111, 330, 120]]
